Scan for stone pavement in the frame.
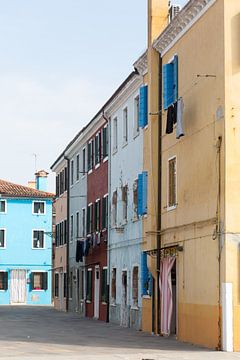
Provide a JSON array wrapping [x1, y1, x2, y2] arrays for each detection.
[[0, 306, 240, 359]]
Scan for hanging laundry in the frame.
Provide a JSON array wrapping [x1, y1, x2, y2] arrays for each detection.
[[176, 97, 184, 139], [166, 102, 177, 134], [84, 238, 90, 256], [75, 240, 83, 262]]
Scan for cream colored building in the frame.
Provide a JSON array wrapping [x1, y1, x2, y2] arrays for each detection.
[[137, 0, 240, 352]]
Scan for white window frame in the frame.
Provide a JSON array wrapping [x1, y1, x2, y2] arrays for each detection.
[[95, 132, 101, 169], [76, 211, 80, 239], [70, 159, 74, 186], [102, 124, 109, 162], [82, 147, 86, 178], [122, 107, 128, 146], [82, 207, 86, 237], [133, 95, 140, 138], [131, 264, 139, 309], [76, 153, 80, 182], [31, 270, 47, 292], [88, 140, 94, 175], [0, 229, 6, 249], [32, 229, 45, 249], [32, 201, 46, 215], [113, 117, 118, 154], [70, 214, 74, 242], [0, 200, 7, 214], [167, 155, 177, 211]]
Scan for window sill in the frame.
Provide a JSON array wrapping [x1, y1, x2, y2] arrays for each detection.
[[167, 205, 177, 212], [110, 303, 116, 307], [95, 163, 100, 170], [31, 289, 45, 292], [132, 217, 139, 223], [112, 148, 118, 155], [142, 295, 151, 299], [0, 248, 6, 250], [144, 124, 148, 130], [32, 248, 45, 250], [86, 300, 92, 304], [133, 131, 140, 140], [33, 213, 45, 216], [81, 174, 86, 179], [131, 305, 139, 310], [103, 156, 108, 163], [122, 142, 128, 149], [88, 169, 93, 175], [101, 301, 107, 305]]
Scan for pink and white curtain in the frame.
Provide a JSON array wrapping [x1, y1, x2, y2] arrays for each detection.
[[159, 257, 176, 336]]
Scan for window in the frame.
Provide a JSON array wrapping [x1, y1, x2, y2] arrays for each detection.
[[0, 200, 6, 213], [141, 252, 152, 296], [64, 167, 68, 191], [82, 148, 86, 175], [33, 230, 44, 249], [31, 272, 48, 291], [139, 85, 148, 128], [60, 170, 64, 194], [137, 171, 148, 216], [70, 215, 74, 241], [112, 190, 117, 227], [123, 107, 128, 144], [69, 271, 73, 299], [122, 185, 128, 222], [111, 268, 116, 304], [87, 140, 94, 172], [101, 268, 108, 303], [102, 195, 108, 230], [87, 204, 93, 234], [82, 208, 86, 237], [76, 154, 80, 181], [0, 272, 8, 290], [133, 180, 138, 218], [132, 267, 138, 307], [113, 117, 118, 152], [60, 222, 64, 246], [86, 269, 92, 302], [71, 160, 74, 185], [76, 212, 79, 238], [64, 273, 67, 298], [56, 175, 60, 197], [102, 125, 108, 159], [33, 201, 45, 215], [0, 230, 6, 248], [80, 269, 84, 300], [64, 220, 67, 244], [95, 133, 100, 166], [134, 96, 140, 136], [54, 273, 59, 297], [168, 157, 177, 208], [163, 55, 178, 110], [94, 199, 100, 232]]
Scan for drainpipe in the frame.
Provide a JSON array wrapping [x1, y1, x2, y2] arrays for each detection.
[[102, 111, 110, 323], [156, 53, 163, 335], [64, 156, 70, 312]]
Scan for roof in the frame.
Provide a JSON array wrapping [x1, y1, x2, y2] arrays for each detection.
[[50, 70, 138, 170], [0, 179, 54, 199]]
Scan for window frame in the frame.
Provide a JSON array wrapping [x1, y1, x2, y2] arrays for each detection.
[[32, 201, 46, 215], [32, 229, 45, 249], [82, 147, 86, 177], [0, 229, 6, 249], [54, 273, 59, 298], [122, 107, 128, 146], [70, 159, 74, 186], [70, 215, 74, 242], [82, 207, 86, 237], [31, 271, 48, 291], [113, 117, 118, 153], [0, 271, 8, 291], [86, 268, 92, 303], [0, 200, 7, 214], [167, 155, 177, 211], [133, 95, 140, 138], [132, 265, 139, 308], [76, 154, 80, 182], [101, 267, 108, 304]]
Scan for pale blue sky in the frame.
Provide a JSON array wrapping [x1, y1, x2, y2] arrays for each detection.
[[0, 0, 187, 191]]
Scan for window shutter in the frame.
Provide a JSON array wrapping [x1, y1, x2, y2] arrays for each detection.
[[42, 272, 48, 290], [142, 171, 148, 215], [88, 142, 91, 171], [87, 206, 90, 234], [173, 55, 178, 103], [30, 272, 34, 291], [141, 252, 148, 296], [102, 197, 106, 229], [137, 173, 143, 216], [148, 273, 153, 297], [139, 85, 148, 128], [3, 272, 8, 290], [163, 63, 174, 109]]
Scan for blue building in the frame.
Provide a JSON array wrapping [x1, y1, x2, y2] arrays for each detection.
[[0, 171, 53, 305]]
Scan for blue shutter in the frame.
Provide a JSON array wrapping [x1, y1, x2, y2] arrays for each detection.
[[139, 85, 148, 128], [142, 171, 148, 215], [173, 55, 178, 102], [148, 273, 153, 297], [137, 173, 143, 216], [141, 252, 148, 296], [163, 63, 174, 110]]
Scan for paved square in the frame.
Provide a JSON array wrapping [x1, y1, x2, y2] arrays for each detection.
[[0, 306, 239, 359]]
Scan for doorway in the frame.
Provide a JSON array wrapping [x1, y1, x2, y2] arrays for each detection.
[[120, 270, 128, 327], [170, 261, 177, 335], [59, 272, 63, 310], [10, 270, 26, 304], [94, 266, 100, 319]]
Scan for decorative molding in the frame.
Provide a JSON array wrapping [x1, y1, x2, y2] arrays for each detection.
[[133, 51, 148, 76], [153, 0, 216, 56]]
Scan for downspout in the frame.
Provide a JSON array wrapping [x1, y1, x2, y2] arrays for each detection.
[[64, 156, 70, 312], [156, 53, 163, 335], [102, 111, 110, 323]]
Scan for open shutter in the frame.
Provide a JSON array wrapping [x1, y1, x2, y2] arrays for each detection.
[[142, 171, 148, 215], [139, 85, 148, 128], [148, 273, 153, 297], [3, 272, 8, 290], [42, 272, 48, 290], [137, 173, 143, 216], [102, 197, 106, 229], [173, 55, 178, 103], [163, 63, 174, 109], [141, 252, 148, 296], [30, 272, 34, 291]]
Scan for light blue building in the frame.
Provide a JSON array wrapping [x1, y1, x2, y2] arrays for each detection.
[[0, 171, 53, 305]]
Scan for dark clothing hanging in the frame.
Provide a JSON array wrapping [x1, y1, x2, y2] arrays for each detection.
[[76, 240, 84, 262], [166, 102, 177, 134], [84, 238, 90, 257]]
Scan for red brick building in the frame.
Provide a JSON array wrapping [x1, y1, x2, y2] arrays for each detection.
[[85, 119, 108, 321]]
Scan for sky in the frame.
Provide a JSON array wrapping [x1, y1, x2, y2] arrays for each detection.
[[0, 0, 187, 192]]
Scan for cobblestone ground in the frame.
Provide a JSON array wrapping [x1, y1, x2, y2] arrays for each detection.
[[0, 306, 240, 359]]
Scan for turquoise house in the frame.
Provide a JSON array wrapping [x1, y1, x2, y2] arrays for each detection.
[[0, 171, 53, 305]]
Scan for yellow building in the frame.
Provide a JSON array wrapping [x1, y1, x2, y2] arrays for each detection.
[[136, 0, 240, 352]]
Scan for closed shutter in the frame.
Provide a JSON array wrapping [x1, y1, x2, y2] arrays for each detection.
[[137, 173, 143, 216], [139, 85, 148, 128], [168, 158, 176, 207], [64, 167, 68, 191], [142, 171, 148, 215], [101, 268, 107, 302], [173, 55, 178, 103], [30, 272, 34, 291], [163, 63, 174, 110], [87, 270, 92, 301], [102, 197, 106, 229], [87, 206, 90, 234], [141, 252, 148, 296], [3, 272, 8, 290], [42, 272, 48, 290], [88, 142, 91, 171]]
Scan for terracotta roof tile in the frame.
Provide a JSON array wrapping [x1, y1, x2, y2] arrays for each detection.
[[0, 179, 54, 199]]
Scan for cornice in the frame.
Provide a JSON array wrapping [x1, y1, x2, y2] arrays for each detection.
[[133, 51, 148, 76], [153, 0, 216, 56]]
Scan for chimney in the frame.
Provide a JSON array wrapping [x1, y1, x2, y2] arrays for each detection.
[[148, 0, 169, 47], [28, 181, 36, 189], [35, 170, 48, 192]]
